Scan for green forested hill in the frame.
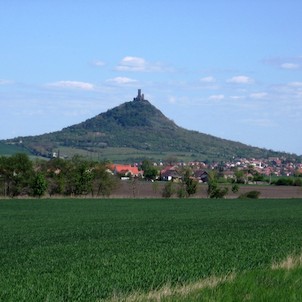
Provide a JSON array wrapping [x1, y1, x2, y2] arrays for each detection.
[[0, 96, 297, 162]]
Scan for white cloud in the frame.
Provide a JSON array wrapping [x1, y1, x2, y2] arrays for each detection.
[[230, 95, 246, 100], [227, 75, 254, 84], [264, 56, 302, 70], [0, 79, 14, 85], [249, 92, 268, 99], [241, 118, 276, 127], [117, 56, 145, 71], [106, 77, 137, 84], [209, 94, 225, 100], [168, 96, 176, 104], [200, 76, 216, 83], [280, 63, 299, 69], [115, 56, 170, 72], [48, 81, 94, 90], [93, 60, 106, 67], [288, 82, 302, 87]]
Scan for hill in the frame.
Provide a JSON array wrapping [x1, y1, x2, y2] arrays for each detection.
[[1, 90, 298, 162]]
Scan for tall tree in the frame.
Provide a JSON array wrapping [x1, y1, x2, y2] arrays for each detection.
[[31, 172, 48, 198], [0, 156, 11, 197], [2, 154, 34, 196], [44, 158, 68, 196], [207, 170, 228, 198], [93, 163, 118, 197], [141, 159, 158, 181], [183, 169, 198, 197]]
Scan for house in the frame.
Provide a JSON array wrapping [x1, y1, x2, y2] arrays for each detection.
[[160, 166, 182, 181], [223, 170, 235, 180], [194, 170, 209, 182], [250, 160, 264, 169], [109, 164, 143, 178], [296, 168, 302, 175]]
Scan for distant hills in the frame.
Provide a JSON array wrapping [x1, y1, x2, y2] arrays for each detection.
[[1, 90, 299, 162]]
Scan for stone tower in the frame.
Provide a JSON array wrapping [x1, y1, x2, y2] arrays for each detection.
[[134, 89, 144, 101]]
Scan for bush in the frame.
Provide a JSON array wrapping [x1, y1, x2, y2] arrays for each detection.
[[239, 190, 261, 199], [162, 181, 174, 198], [274, 178, 293, 186], [176, 186, 187, 198], [209, 187, 229, 199], [293, 178, 302, 186], [231, 184, 239, 193], [31, 173, 48, 198]]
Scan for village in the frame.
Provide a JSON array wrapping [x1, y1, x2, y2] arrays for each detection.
[[110, 156, 302, 183]]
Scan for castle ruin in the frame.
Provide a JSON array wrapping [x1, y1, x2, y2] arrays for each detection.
[[133, 89, 145, 101]]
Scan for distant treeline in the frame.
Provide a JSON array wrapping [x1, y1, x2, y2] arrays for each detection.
[[0, 154, 118, 198]]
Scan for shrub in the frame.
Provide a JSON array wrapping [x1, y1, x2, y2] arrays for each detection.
[[31, 173, 48, 198], [231, 184, 239, 193], [209, 187, 229, 199], [162, 181, 174, 198], [293, 178, 302, 186], [177, 186, 187, 198], [239, 190, 261, 199], [274, 178, 293, 186]]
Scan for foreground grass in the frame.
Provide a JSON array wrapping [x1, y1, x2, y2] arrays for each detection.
[[1, 198, 302, 301], [108, 273, 236, 302], [174, 256, 302, 302], [111, 253, 302, 302]]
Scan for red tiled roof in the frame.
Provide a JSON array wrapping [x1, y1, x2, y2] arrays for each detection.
[[110, 164, 141, 176]]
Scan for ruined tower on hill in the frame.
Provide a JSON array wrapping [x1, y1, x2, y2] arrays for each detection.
[[133, 89, 145, 101]]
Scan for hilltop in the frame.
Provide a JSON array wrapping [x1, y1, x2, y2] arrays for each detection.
[[1, 90, 298, 162]]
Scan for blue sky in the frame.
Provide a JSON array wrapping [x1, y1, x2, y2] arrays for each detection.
[[1, 0, 302, 155]]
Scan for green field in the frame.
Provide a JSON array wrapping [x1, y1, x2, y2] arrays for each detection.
[[0, 142, 31, 156], [1, 198, 302, 301]]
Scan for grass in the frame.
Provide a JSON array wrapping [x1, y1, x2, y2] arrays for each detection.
[[1, 198, 302, 301], [108, 273, 236, 302], [164, 253, 302, 302]]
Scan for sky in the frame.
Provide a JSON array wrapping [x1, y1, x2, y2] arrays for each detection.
[[1, 0, 302, 155]]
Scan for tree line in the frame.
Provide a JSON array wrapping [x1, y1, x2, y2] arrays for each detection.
[[0, 154, 118, 198]]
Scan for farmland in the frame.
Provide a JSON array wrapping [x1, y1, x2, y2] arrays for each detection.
[[1, 198, 302, 301]]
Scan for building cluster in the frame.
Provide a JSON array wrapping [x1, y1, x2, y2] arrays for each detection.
[[110, 157, 302, 182], [214, 157, 302, 178]]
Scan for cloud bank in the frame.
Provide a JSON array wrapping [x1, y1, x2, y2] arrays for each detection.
[[227, 76, 254, 84], [106, 77, 137, 84], [115, 56, 170, 72], [48, 81, 94, 90]]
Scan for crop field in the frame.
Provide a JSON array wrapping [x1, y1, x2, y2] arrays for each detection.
[[0, 142, 30, 156], [1, 198, 302, 301]]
